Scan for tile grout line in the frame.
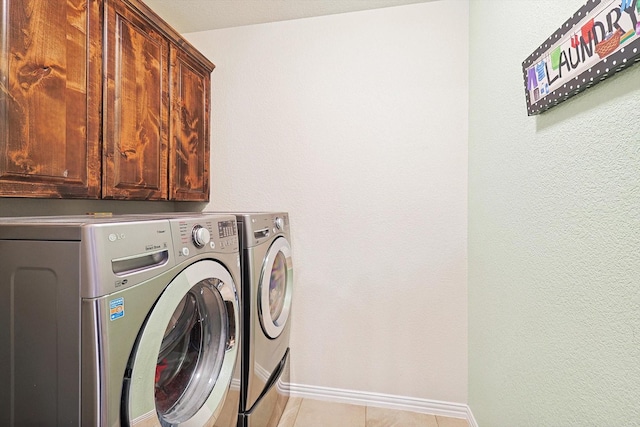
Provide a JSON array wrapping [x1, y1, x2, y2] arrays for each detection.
[[290, 398, 303, 427], [364, 405, 368, 427]]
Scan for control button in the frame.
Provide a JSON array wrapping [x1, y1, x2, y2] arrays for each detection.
[[275, 217, 284, 230], [192, 225, 211, 248], [181, 247, 190, 256], [210, 241, 216, 249]]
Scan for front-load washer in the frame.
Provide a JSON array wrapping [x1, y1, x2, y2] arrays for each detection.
[[232, 212, 293, 427], [0, 213, 241, 427]]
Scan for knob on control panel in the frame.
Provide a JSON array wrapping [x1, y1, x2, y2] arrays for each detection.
[[274, 217, 284, 230], [192, 225, 211, 248]]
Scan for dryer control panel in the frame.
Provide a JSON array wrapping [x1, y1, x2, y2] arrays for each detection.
[[238, 212, 289, 248]]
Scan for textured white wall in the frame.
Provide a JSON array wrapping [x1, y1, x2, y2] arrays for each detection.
[[469, 1, 640, 425], [187, 1, 469, 403]]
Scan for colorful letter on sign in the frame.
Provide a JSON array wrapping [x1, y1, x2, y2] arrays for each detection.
[[523, 0, 640, 115]]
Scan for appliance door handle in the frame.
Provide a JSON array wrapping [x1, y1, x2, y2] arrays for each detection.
[[111, 250, 169, 275]]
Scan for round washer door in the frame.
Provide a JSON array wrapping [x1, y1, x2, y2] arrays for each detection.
[[258, 236, 293, 339], [125, 260, 239, 427]]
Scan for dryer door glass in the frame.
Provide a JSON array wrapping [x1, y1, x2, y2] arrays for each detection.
[[155, 279, 227, 425], [269, 251, 287, 319], [259, 237, 293, 339]]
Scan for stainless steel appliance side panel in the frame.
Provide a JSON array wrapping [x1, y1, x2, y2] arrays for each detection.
[[81, 298, 101, 427], [0, 222, 82, 240], [0, 239, 81, 426], [239, 246, 257, 412]]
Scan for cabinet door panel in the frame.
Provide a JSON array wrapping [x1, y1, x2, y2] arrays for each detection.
[[169, 47, 210, 201], [103, 0, 168, 200], [0, 0, 101, 198]]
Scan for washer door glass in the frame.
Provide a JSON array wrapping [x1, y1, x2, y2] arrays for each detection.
[[155, 278, 227, 424], [125, 260, 239, 427], [259, 237, 293, 339]]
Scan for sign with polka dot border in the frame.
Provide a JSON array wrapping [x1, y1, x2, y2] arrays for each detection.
[[523, 0, 640, 116]]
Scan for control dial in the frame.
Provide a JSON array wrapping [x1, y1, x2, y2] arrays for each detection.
[[274, 217, 284, 230], [192, 225, 211, 248]]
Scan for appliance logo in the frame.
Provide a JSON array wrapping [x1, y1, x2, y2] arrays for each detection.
[[108, 233, 126, 242]]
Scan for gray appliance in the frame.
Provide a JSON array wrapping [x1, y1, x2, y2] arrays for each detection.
[[0, 213, 241, 427], [233, 213, 293, 427]]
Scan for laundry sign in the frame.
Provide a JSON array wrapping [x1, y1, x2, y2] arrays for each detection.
[[523, 0, 640, 115]]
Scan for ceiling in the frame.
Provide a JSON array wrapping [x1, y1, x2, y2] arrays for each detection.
[[142, 0, 432, 33]]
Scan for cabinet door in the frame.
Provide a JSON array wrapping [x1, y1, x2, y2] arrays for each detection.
[[103, 0, 169, 200], [169, 46, 211, 201], [0, 0, 101, 198]]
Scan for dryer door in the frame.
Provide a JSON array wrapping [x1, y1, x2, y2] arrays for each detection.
[[258, 237, 293, 339], [124, 260, 239, 427]]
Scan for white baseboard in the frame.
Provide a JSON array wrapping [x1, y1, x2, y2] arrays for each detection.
[[466, 405, 479, 427], [288, 382, 478, 425]]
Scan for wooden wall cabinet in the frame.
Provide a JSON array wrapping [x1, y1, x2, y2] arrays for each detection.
[[169, 46, 211, 201], [0, 0, 102, 198], [103, 0, 169, 200], [0, 0, 214, 201]]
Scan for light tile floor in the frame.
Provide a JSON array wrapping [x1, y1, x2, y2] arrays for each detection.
[[277, 398, 469, 427]]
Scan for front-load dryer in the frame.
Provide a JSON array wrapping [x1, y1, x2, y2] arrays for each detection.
[[232, 212, 293, 427], [0, 213, 241, 427]]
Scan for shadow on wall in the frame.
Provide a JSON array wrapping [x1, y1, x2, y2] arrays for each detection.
[[534, 64, 640, 130], [0, 198, 207, 217]]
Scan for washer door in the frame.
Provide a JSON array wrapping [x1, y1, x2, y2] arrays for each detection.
[[258, 237, 293, 339], [125, 260, 239, 427]]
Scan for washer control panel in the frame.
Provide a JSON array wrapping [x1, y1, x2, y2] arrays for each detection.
[[172, 215, 238, 259]]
